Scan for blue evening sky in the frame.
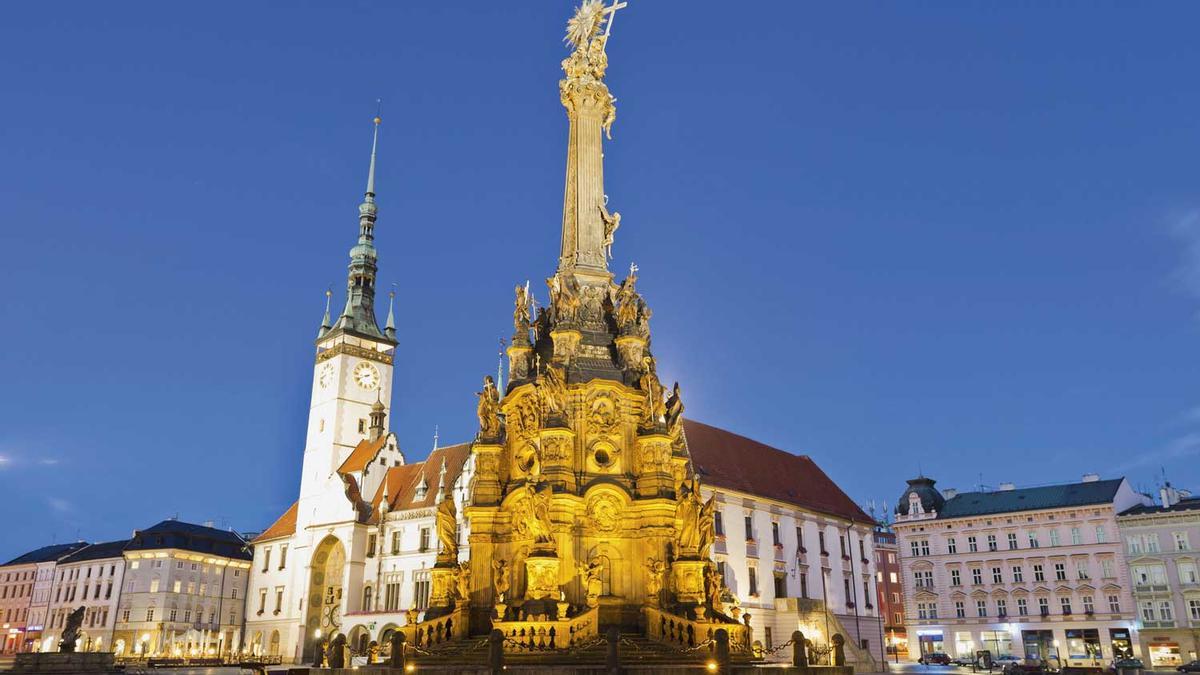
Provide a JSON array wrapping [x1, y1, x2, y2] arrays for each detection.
[[2, 2, 1199, 560]]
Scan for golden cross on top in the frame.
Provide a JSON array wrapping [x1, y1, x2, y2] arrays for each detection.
[[603, 0, 628, 39]]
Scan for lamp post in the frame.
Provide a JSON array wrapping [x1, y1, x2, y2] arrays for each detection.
[[1053, 639, 1062, 667]]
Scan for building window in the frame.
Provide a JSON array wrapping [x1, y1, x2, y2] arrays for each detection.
[[1028, 532, 1039, 548], [992, 567, 1003, 584], [745, 516, 755, 542], [977, 599, 987, 617], [184, 610, 191, 622], [279, 544, 288, 569], [997, 598, 1007, 617], [1108, 595, 1121, 613], [385, 582, 401, 611], [274, 587, 284, 613], [972, 568, 982, 585], [955, 601, 965, 618], [414, 571, 431, 610], [146, 608, 155, 622], [1175, 532, 1191, 551], [772, 522, 781, 547], [1141, 601, 1156, 622], [915, 570, 932, 588], [1017, 598, 1028, 616], [799, 570, 809, 598], [947, 537, 957, 554], [950, 569, 961, 586], [1008, 533, 1018, 550], [1160, 600, 1174, 621], [258, 588, 266, 614], [1012, 565, 1024, 583], [773, 573, 786, 599], [232, 588, 238, 600], [1070, 527, 1081, 545], [968, 536, 978, 552], [1101, 558, 1115, 578], [1189, 599, 1200, 621], [169, 609, 177, 622], [1054, 563, 1066, 581], [1048, 530, 1060, 547], [150, 578, 160, 593], [1095, 525, 1106, 543], [1083, 596, 1094, 614], [748, 567, 759, 596], [1180, 562, 1199, 585], [794, 524, 803, 552], [987, 534, 997, 551], [1033, 564, 1045, 582], [714, 512, 724, 536], [261, 547, 271, 573], [1060, 597, 1072, 615], [358, 418, 367, 434], [391, 532, 401, 555], [1076, 561, 1090, 580], [367, 534, 377, 558], [121, 609, 131, 622], [1145, 535, 1161, 553]]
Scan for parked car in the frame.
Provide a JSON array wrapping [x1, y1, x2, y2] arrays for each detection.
[[1107, 658, 1144, 672], [920, 652, 953, 665], [952, 656, 976, 666], [1003, 658, 1062, 675], [1178, 661, 1200, 673]]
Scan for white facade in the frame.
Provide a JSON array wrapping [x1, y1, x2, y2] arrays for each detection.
[[705, 484, 882, 666], [1, 562, 36, 653], [40, 545, 126, 654], [894, 476, 1148, 667], [1115, 485, 1200, 667]]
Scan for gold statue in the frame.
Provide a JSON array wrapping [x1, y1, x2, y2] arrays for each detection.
[[614, 272, 639, 329], [638, 357, 667, 424], [644, 557, 667, 601], [599, 202, 621, 260], [577, 557, 605, 607], [537, 364, 569, 417], [546, 273, 582, 324], [515, 483, 555, 547], [698, 492, 717, 560], [435, 493, 458, 562], [492, 559, 511, 600], [476, 375, 502, 438], [665, 381, 684, 439], [514, 283, 531, 334], [674, 478, 703, 555], [705, 565, 724, 611], [455, 561, 471, 602]]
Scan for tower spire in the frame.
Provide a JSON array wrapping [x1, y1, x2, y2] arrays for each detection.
[[326, 109, 394, 345], [385, 287, 397, 341], [318, 289, 333, 338]]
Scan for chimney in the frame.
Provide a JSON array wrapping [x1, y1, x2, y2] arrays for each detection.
[[1081, 473, 1100, 483], [943, 488, 958, 499], [998, 482, 1016, 491], [1161, 482, 1181, 508]]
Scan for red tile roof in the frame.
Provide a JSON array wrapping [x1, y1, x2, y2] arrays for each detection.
[[255, 501, 298, 542], [684, 419, 872, 525], [366, 443, 472, 522], [337, 435, 389, 475]]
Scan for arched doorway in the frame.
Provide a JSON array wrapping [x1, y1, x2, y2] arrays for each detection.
[[268, 630, 280, 656], [304, 535, 347, 659]]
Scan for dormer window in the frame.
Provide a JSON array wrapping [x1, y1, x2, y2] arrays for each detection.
[[414, 476, 428, 502], [909, 493, 923, 515]]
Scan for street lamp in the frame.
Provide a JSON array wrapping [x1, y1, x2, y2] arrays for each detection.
[[1053, 639, 1062, 667]]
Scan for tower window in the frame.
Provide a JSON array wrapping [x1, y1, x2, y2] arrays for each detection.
[[358, 419, 367, 434]]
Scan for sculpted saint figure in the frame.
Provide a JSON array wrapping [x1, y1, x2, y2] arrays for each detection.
[[514, 284, 531, 335], [698, 492, 717, 560], [455, 561, 471, 602], [674, 479, 703, 555], [599, 203, 621, 259], [665, 381, 684, 438], [435, 493, 458, 561], [578, 557, 605, 606], [645, 557, 667, 601], [537, 365, 568, 417], [476, 375, 501, 438], [639, 357, 667, 425], [58, 606, 85, 652], [615, 273, 639, 329], [492, 559, 511, 600], [515, 484, 555, 547], [546, 274, 581, 324], [705, 565, 724, 611]]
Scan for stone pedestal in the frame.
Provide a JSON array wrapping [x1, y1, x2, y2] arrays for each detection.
[[615, 334, 647, 370], [507, 344, 532, 381], [634, 433, 673, 498], [428, 564, 456, 614], [470, 444, 503, 506], [539, 427, 576, 492], [550, 329, 581, 365], [671, 559, 708, 605], [524, 555, 561, 601], [12, 652, 116, 673]]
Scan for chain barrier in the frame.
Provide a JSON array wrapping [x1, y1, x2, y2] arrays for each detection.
[[759, 638, 797, 657]]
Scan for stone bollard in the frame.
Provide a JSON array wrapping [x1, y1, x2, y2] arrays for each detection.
[[832, 633, 846, 667], [327, 634, 346, 669], [312, 638, 327, 668], [390, 632, 406, 670], [606, 626, 620, 674], [715, 628, 731, 675], [792, 630, 808, 669], [489, 629, 504, 675]]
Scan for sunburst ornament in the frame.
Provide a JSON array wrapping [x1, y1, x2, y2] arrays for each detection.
[[565, 0, 607, 50]]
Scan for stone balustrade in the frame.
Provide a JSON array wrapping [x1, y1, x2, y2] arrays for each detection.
[[644, 605, 751, 654], [491, 606, 599, 652]]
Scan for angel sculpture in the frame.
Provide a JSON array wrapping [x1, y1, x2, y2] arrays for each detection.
[[476, 375, 501, 438], [537, 364, 568, 417], [698, 493, 717, 560], [614, 273, 639, 329], [455, 562, 471, 602], [577, 557, 605, 607], [644, 557, 667, 601], [546, 273, 582, 324], [674, 478, 703, 555], [514, 284, 531, 334]]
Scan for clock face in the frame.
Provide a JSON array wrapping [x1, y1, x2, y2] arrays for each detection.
[[318, 363, 335, 388], [353, 362, 380, 391]]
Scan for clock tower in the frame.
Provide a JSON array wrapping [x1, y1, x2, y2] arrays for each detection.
[[297, 115, 400, 531]]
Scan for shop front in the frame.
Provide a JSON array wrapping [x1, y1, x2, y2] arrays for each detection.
[[918, 631, 945, 658], [954, 632, 975, 659], [886, 628, 909, 659], [1023, 630, 1056, 662], [1064, 629, 1103, 667], [1148, 639, 1183, 668], [1109, 628, 1133, 660], [981, 630, 1015, 658]]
